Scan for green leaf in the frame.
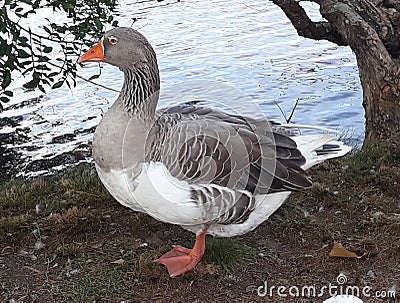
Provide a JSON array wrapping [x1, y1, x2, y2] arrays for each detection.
[[17, 60, 32, 68], [65, 79, 71, 89], [18, 36, 29, 47], [88, 74, 100, 80], [47, 72, 59, 78], [0, 39, 7, 56], [32, 0, 40, 9], [38, 84, 45, 93], [41, 78, 50, 85], [43, 46, 52, 53], [1, 70, 11, 89], [21, 66, 34, 76], [43, 26, 51, 35], [23, 71, 40, 89], [0, 96, 10, 103], [36, 64, 51, 71], [3, 90, 13, 97], [17, 49, 30, 58], [52, 80, 64, 89], [5, 55, 17, 69], [19, 0, 33, 5], [37, 56, 49, 62], [95, 18, 103, 31]]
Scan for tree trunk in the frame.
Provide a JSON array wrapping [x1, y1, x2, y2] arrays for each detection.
[[272, 0, 400, 146]]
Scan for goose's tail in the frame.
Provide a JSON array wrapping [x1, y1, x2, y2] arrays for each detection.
[[290, 133, 352, 170]]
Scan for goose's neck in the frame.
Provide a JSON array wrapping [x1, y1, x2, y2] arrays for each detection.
[[119, 64, 160, 120]]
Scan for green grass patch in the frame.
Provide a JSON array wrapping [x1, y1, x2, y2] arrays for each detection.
[[60, 263, 136, 302], [0, 164, 112, 245], [342, 143, 400, 179], [0, 164, 110, 214], [58, 251, 161, 302], [203, 237, 257, 270]]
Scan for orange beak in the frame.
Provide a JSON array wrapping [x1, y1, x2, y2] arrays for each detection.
[[78, 40, 105, 63]]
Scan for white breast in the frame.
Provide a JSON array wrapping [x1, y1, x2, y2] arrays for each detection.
[[96, 164, 143, 211], [96, 162, 204, 225]]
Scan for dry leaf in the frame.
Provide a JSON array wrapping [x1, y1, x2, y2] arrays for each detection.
[[329, 242, 366, 259], [111, 258, 125, 265]]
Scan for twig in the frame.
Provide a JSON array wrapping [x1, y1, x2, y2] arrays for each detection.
[[274, 98, 300, 123], [45, 60, 120, 92], [76, 73, 120, 93], [273, 100, 288, 122], [286, 98, 300, 123], [13, 18, 85, 45]]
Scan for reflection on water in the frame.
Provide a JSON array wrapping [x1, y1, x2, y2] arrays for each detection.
[[0, 0, 363, 179]]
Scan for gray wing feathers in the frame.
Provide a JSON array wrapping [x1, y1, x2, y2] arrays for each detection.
[[147, 104, 312, 225], [190, 185, 257, 225]]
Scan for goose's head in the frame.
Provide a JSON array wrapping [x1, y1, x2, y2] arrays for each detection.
[[78, 27, 158, 72]]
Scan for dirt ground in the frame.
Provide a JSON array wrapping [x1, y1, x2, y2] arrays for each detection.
[[0, 145, 399, 302]]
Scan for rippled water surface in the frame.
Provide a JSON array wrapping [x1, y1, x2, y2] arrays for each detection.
[[0, 0, 363, 179]]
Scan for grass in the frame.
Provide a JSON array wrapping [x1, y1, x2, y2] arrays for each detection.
[[59, 255, 160, 302], [203, 238, 258, 270], [0, 145, 399, 302], [0, 164, 108, 214]]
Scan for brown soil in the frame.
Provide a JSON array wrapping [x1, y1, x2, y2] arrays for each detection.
[[1, 146, 399, 303]]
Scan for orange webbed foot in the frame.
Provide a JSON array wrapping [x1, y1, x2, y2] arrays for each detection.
[[155, 229, 207, 277]]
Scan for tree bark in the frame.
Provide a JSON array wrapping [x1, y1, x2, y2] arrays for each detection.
[[272, 0, 400, 146]]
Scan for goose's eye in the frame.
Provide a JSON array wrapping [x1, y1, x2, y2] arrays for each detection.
[[108, 36, 118, 45]]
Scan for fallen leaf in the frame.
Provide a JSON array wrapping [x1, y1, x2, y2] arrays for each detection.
[[111, 258, 125, 265], [329, 242, 366, 259]]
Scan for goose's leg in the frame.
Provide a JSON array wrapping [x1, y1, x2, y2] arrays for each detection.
[[155, 228, 207, 277]]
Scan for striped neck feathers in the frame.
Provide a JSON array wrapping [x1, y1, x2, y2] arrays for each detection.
[[119, 64, 160, 119]]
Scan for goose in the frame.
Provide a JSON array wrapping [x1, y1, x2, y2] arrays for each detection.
[[78, 27, 351, 277]]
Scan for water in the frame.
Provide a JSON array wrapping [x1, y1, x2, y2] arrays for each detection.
[[0, 0, 363, 179]]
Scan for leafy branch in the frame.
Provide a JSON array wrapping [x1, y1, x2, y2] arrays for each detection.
[[0, 0, 119, 109]]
